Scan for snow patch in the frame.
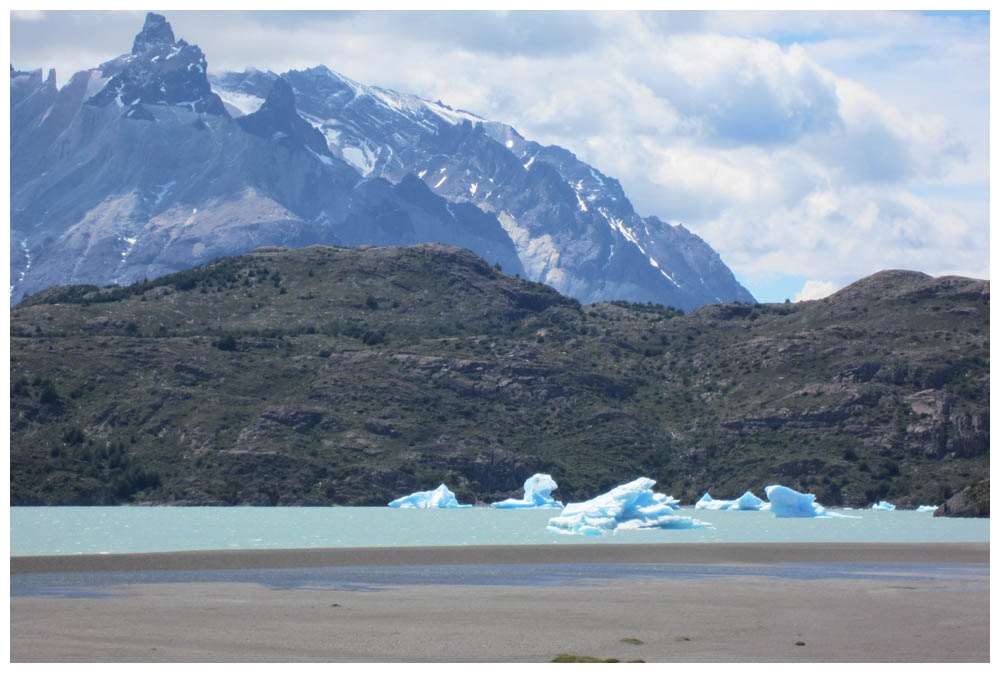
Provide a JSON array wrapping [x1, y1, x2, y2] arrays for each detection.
[[306, 146, 334, 166], [469, 182, 478, 195], [417, 169, 427, 179], [342, 145, 376, 176], [216, 90, 264, 117], [434, 174, 448, 189], [119, 236, 138, 261]]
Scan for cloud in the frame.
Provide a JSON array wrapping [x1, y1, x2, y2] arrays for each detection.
[[9, 10, 989, 303], [795, 280, 839, 302]]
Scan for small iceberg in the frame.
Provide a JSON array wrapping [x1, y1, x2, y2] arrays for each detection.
[[764, 484, 853, 518], [492, 473, 563, 509], [870, 500, 895, 511], [916, 505, 938, 513], [547, 477, 709, 536], [695, 490, 769, 511], [388, 484, 472, 509]]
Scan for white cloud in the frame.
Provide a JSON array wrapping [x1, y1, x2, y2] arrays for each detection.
[[795, 280, 839, 302], [9, 10, 989, 302]]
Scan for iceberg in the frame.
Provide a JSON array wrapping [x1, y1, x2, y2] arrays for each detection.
[[870, 500, 896, 511], [764, 484, 853, 518], [388, 484, 472, 509], [916, 505, 938, 513], [547, 477, 709, 535], [695, 493, 733, 510], [694, 490, 769, 511], [492, 473, 563, 509]]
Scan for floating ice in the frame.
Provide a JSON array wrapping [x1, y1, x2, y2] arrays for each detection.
[[492, 473, 563, 509], [870, 501, 896, 511], [694, 490, 769, 511], [547, 477, 708, 535], [916, 505, 938, 513], [388, 484, 471, 509], [764, 484, 853, 518]]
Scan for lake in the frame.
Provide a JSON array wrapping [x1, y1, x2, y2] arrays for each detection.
[[9, 506, 989, 556]]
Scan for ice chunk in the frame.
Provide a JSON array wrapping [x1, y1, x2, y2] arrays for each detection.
[[695, 493, 734, 510], [764, 484, 853, 518], [735, 490, 769, 510], [695, 490, 769, 511], [387, 484, 471, 509], [870, 501, 896, 511], [547, 477, 708, 535], [492, 473, 563, 509], [916, 505, 938, 512]]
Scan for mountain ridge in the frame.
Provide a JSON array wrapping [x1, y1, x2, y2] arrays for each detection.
[[10, 243, 988, 507], [12, 12, 752, 311]]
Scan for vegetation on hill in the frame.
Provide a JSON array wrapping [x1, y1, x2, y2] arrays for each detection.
[[10, 244, 989, 507]]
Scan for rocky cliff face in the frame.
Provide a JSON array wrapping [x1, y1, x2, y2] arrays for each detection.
[[10, 14, 524, 305], [934, 479, 989, 518], [13, 12, 753, 310], [212, 65, 755, 310]]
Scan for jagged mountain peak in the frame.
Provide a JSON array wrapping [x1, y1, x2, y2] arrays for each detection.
[[12, 11, 752, 312], [236, 77, 332, 158], [87, 12, 228, 118], [131, 12, 175, 56]]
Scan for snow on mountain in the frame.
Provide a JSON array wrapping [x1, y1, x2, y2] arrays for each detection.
[[10, 14, 525, 304], [211, 65, 755, 309], [11, 12, 752, 310]]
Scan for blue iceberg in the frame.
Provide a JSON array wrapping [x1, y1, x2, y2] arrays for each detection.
[[916, 505, 938, 513], [870, 500, 895, 511], [388, 484, 472, 509], [764, 484, 853, 518], [547, 477, 709, 535], [492, 473, 563, 509], [695, 490, 769, 511]]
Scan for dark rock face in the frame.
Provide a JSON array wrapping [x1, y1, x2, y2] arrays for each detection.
[[934, 480, 990, 518], [237, 78, 332, 158]]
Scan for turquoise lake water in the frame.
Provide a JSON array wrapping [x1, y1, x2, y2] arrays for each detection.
[[9, 506, 989, 556]]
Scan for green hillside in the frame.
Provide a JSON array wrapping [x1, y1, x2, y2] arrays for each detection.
[[10, 244, 989, 507]]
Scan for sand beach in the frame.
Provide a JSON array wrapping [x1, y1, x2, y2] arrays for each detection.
[[10, 542, 989, 662]]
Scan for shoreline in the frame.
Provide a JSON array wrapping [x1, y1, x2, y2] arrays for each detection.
[[12, 541, 989, 662], [11, 541, 989, 574]]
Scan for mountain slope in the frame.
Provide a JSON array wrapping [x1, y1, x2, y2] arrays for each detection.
[[212, 65, 754, 309], [10, 245, 988, 507], [9, 13, 525, 305]]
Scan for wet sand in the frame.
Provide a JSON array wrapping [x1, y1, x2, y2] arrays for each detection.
[[10, 542, 990, 662]]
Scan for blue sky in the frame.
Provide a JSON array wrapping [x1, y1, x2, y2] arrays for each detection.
[[10, 9, 990, 303]]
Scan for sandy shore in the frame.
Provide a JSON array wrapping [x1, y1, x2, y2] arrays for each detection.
[[11, 542, 990, 662]]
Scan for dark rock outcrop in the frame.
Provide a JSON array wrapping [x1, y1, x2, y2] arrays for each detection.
[[934, 479, 990, 518]]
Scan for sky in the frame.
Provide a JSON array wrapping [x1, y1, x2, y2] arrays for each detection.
[[9, 8, 991, 303]]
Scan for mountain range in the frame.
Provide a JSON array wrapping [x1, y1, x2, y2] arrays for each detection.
[[10, 12, 753, 310]]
